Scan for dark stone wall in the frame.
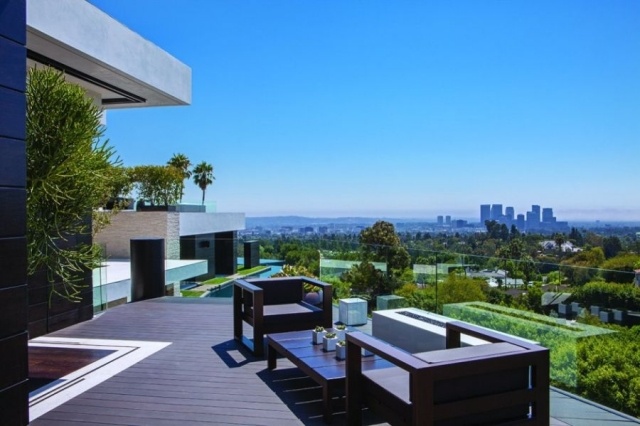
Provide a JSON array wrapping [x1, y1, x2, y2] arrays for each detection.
[[244, 240, 260, 269], [215, 231, 237, 276], [180, 233, 216, 280], [27, 219, 94, 339], [0, 0, 29, 423]]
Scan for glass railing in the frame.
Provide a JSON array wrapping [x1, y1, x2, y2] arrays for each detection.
[[311, 241, 639, 419], [92, 234, 640, 419]]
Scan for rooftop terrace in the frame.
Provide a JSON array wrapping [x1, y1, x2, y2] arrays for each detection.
[[28, 297, 640, 425]]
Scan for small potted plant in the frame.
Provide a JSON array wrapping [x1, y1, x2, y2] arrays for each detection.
[[334, 324, 347, 340], [323, 332, 338, 351], [312, 326, 326, 344], [336, 340, 347, 360], [303, 282, 323, 306]]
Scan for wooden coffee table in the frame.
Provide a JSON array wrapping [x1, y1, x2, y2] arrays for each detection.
[[267, 330, 390, 423]]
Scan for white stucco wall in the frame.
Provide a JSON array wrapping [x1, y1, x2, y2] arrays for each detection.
[[27, 0, 191, 107], [179, 212, 245, 236]]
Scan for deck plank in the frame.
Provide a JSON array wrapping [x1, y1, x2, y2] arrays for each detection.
[[28, 298, 325, 425]]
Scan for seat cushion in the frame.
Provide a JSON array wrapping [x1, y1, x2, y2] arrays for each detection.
[[262, 302, 324, 327], [362, 367, 410, 404]]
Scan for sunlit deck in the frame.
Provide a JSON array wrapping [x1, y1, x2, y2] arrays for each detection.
[[28, 298, 640, 425]]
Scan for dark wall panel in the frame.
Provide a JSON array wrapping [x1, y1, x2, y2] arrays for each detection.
[[0, 86, 26, 140], [0, 237, 26, 289], [0, 0, 28, 423], [215, 231, 237, 276], [0, 138, 25, 187], [180, 234, 216, 280], [0, 0, 26, 44], [27, 272, 94, 339], [0, 188, 25, 237], [0, 285, 26, 338], [0, 36, 25, 90], [0, 332, 27, 392]]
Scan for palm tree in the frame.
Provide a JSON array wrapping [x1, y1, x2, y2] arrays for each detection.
[[167, 153, 191, 202], [192, 161, 215, 205]]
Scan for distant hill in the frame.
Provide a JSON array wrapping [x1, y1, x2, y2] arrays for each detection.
[[245, 216, 434, 228]]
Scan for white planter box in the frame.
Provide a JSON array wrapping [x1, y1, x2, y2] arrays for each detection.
[[323, 336, 338, 351], [312, 330, 326, 345], [336, 345, 346, 360], [339, 298, 368, 325]]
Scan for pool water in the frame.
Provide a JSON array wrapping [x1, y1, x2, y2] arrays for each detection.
[[207, 262, 284, 298]]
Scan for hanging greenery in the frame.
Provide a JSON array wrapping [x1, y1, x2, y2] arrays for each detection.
[[26, 67, 121, 302]]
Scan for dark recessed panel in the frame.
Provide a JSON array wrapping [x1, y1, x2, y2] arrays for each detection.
[[0, 138, 25, 187], [27, 319, 47, 339], [0, 380, 28, 425], [0, 237, 26, 289], [0, 188, 25, 237], [0, 86, 25, 140], [0, 37, 25, 91], [0, 331, 27, 393], [0, 0, 26, 45], [0, 285, 26, 339]]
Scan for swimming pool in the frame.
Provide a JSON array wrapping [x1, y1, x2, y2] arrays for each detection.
[[207, 262, 284, 298]]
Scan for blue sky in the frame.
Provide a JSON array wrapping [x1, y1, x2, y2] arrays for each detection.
[[90, 1, 639, 221]]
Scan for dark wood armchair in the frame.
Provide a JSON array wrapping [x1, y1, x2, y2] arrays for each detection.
[[233, 276, 333, 357], [346, 321, 549, 425]]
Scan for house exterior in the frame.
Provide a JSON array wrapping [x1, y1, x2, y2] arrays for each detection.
[[95, 209, 245, 280], [0, 0, 191, 422]]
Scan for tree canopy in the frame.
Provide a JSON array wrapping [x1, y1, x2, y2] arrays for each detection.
[[192, 161, 215, 204], [167, 153, 192, 202]]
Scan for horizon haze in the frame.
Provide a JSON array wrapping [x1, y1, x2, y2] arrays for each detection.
[[90, 1, 640, 222]]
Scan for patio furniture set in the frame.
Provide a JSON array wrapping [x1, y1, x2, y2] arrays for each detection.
[[233, 277, 550, 425]]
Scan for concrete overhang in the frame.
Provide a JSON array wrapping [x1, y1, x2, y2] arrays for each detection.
[[179, 213, 246, 237], [26, 0, 191, 108]]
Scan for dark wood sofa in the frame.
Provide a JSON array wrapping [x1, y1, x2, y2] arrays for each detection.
[[346, 321, 550, 425], [233, 276, 333, 357]]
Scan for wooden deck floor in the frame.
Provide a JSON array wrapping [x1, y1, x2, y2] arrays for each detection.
[[27, 297, 640, 426], [28, 297, 370, 426]]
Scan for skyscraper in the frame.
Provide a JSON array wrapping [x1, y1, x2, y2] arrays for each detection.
[[491, 204, 503, 221], [505, 206, 515, 220], [480, 204, 491, 224], [527, 205, 541, 230], [542, 208, 554, 223]]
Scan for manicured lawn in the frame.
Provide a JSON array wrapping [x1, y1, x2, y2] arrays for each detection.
[[202, 277, 229, 285], [181, 290, 206, 298]]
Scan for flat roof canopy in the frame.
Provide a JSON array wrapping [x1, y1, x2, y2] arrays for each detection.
[[26, 0, 191, 109]]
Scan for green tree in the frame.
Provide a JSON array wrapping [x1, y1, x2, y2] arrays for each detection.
[[192, 161, 215, 204], [167, 153, 192, 202], [553, 233, 566, 255], [341, 261, 387, 300], [600, 253, 640, 283], [602, 236, 623, 259], [129, 165, 183, 206], [359, 221, 410, 273], [438, 273, 487, 311], [26, 67, 120, 301]]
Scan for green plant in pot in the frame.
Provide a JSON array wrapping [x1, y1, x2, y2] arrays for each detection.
[[334, 324, 347, 340], [336, 340, 347, 360], [312, 326, 326, 344], [303, 282, 323, 306], [323, 332, 338, 351]]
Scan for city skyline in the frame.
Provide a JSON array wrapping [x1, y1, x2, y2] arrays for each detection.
[[89, 1, 640, 221]]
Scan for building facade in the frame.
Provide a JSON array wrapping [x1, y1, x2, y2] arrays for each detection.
[[1, 0, 192, 421]]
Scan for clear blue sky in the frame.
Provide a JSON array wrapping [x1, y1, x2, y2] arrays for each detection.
[[90, 0, 639, 221]]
